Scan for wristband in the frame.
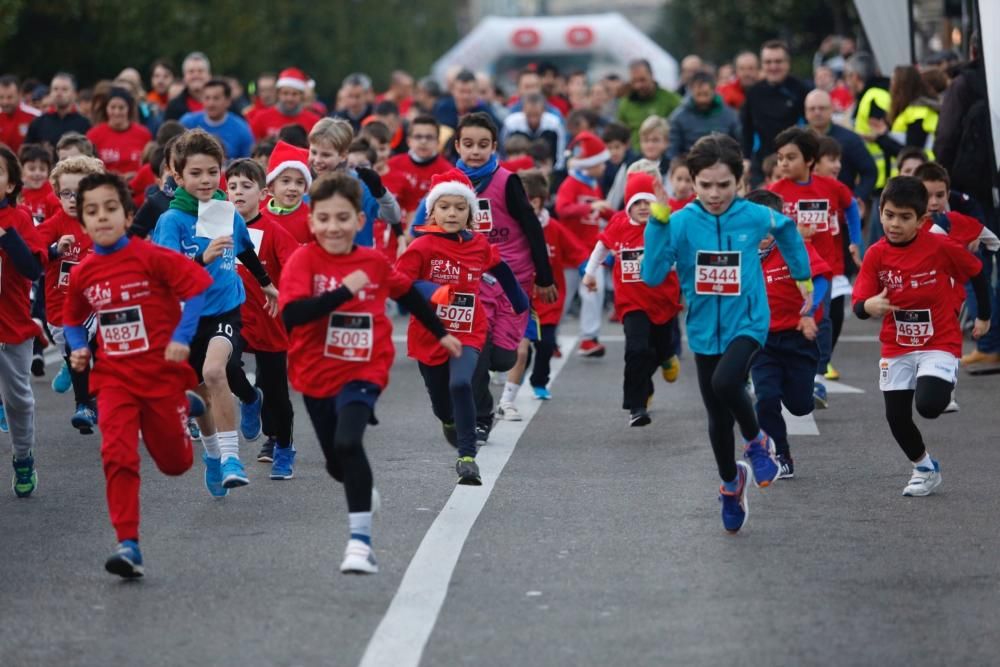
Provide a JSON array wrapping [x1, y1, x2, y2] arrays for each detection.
[[796, 278, 813, 292], [650, 202, 672, 224]]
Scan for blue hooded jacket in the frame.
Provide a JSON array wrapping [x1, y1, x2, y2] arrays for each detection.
[[641, 198, 810, 355]]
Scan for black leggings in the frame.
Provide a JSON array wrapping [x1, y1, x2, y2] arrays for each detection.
[[694, 337, 761, 482], [883, 377, 953, 461], [529, 324, 557, 388], [303, 397, 373, 513], [64, 337, 97, 406], [830, 295, 845, 352], [622, 311, 674, 411], [419, 346, 480, 458], [254, 350, 293, 445], [472, 337, 518, 429]]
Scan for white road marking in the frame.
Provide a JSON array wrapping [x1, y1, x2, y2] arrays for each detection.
[[783, 407, 819, 435], [824, 379, 866, 394], [359, 336, 579, 667], [837, 335, 879, 343]]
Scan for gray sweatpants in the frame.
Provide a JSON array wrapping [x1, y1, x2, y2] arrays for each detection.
[[0, 339, 36, 459]]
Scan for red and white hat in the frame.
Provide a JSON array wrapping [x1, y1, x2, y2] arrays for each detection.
[[425, 169, 477, 214], [276, 67, 309, 92], [567, 131, 610, 169], [266, 140, 312, 187], [625, 172, 658, 212]]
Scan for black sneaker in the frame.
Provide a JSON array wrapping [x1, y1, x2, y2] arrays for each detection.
[[257, 437, 276, 463], [456, 456, 482, 485], [442, 421, 458, 448], [629, 408, 651, 427], [776, 454, 795, 480], [475, 424, 490, 446], [31, 354, 45, 377]]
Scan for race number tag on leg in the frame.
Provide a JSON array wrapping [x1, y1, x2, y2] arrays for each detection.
[[473, 199, 493, 233], [58, 260, 78, 288], [695, 251, 741, 295], [437, 292, 476, 333], [797, 200, 830, 232], [894, 309, 933, 347], [99, 306, 150, 355], [325, 312, 373, 361], [619, 248, 643, 283]]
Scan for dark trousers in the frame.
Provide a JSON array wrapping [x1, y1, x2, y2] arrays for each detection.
[[529, 324, 558, 388], [750, 330, 819, 459], [883, 378, 953, 462], [302, 396, 373, 513], [419, 347, 481, 458], [622, 311, 674, 411], [472, 337, 517, 429]]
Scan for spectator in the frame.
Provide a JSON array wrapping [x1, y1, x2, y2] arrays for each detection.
[[0, 75, 39, 152], [813, 65, 853, 115], [508, 67, 565, 119], [332, 72, 375, 132], [86, 88, 152, 180], [676, 54, 704, 96], [180, 79, 253, 159], [250, 67, 321, 140], [718, 52, 759, 110], [501, 92, 567, 170], [667, 71, 741, 160], [411, 77, 442, 118], [866, 65, 939, 163], [25, 73, 91, 149], [245, 72, 277, 123], [377, 70, 415, 117], [433, 68, 497, 151], [164, 51, 212, 120], [147, 58, 175, 111], [617, 59, 681, 150], [804, 89, 877, 206], [844, 52, 891, 195]]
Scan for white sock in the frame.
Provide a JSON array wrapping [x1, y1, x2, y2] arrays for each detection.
[[915, 452, 934, 470], [201, 432, 221, 458], [218, 430, 239, 462], [500, 381, 520, 405], [349, 512, 373, 545]]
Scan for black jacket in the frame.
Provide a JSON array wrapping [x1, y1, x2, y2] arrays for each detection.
[[25, 111, 91, 148], [740, 76, 811, 161]]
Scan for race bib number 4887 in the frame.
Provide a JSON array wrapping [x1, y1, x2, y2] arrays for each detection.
[[695, 251, 741, 295], [99, 306, 150, 356]]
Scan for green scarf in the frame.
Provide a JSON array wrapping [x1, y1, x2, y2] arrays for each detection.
[[169, 187, 227, 215], [267, 198, 302, 216]]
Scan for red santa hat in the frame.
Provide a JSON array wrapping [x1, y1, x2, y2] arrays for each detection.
[[425, 169, 477, 214], [625, 172, 658, 213], [567, 131, 610, 169], [266, 140, 313, 187], [276, 67, 309, 92]]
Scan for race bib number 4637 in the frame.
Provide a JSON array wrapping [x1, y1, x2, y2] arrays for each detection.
[[695, 251, 741, 295], [325, 312, 373, 361], [99, 306, 150, 356], [894, 309, 933, 347]]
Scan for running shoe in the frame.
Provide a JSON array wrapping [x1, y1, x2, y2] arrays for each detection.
[[661, 355, 680, 383], [776, 453, 795, 480], [105, 540, 144, 579], [456, 456, 482, 485], [0, 403, 8, 434], [340, 539, 378, 574], [221, 457, 249, 488], [719, 461, 750, 533], [943, 391, 959, 414], [51, 360, 72, 394], [441, 421, 458, 448], [239, 387, 264, 441], [629, 408, 651, 427], [823, 363, 840, 381], [11, 452, 37, 498], [813, 381, 829, 410], [496, 402, 522, 421], [188, 418, 202, 441], [743, 432, 779, 488], [185, 390, 206, 419], [577, 338, 606, 358], [532, 386, 551, 400], [203, 454, 228, 498], [902, 459, 942, 497], [475, 424, 490, 446], [270, 446, 296, 480], [553, 345, 562, 359], [71, 403, 97, 435], [257, 437, 276, 462], [31, 354, 45, 377]]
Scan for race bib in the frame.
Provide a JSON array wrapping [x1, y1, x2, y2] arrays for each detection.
[[58, 260, 78, 289], [235, 228, 265, 266], [437, 291, 476, 333], [894, 309, 933, 347], [98, 306, 149, 356], [695, 251, 741, 295], [796, 200, 830, 232], [473, 199, 493, 233], [619, 248, 643, 283], [325, 312, 373, 361]]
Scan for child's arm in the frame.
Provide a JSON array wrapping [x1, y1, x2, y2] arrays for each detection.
[[0, 226, 44, 281], [357, 167, 403, 231], [640, 203, 676, 287], [768, 207, 811, 282], [555, 185, 595, 220], [487, 260, 529, 313], [505, 175, 555, 289], [582, 240, 610, 291], [282, 271, 368, 331]]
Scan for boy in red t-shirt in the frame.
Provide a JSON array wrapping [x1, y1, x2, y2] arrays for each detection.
[[65, 173, 213, 577], [385, 115, 452, 222], [18, 144, 60, 225], [852, 177, 991, 497], [583, 172, 682, 427], [280, 173, 459, 574]]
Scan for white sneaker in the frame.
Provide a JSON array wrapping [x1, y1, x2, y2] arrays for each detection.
[[902, 460, 942, 497], [340, 539, 378, 574], [496, 402, 522, 421], [943, 399, 960, 413]]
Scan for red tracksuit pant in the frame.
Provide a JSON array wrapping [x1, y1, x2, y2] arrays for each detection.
[[97, 386, 194, 542]]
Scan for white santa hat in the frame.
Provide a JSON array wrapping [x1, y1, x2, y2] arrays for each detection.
[[266, 140, 313, 187], [425, 169, 478, 215], [276, 67, 309, 92], [566, 131, 610, 169]]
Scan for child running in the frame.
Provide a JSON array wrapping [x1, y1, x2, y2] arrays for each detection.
[[280, 172, 460, 573], [642, 133, 811, 533]]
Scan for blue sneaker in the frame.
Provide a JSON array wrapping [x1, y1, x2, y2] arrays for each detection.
[[203, 454, 228, 498], [71, 403, 97, 435], [719, 461, 751, 533], [270, 446, 296, 480], [743, 431, 779, 488], [12, 452, 37, 498], [240, 387, 263, 441], [186, 391, 206, 419], [221, 457, 249, 489], [813, 381, 828, 409], [188, 418, 202, 441], [105, 539, 144, 578], [0, 403, 8, 433], [52, 360, 72, 394], [532, 386, 551, 400]]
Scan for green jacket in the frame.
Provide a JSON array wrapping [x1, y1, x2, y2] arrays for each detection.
[[617, 86, 682, 149]]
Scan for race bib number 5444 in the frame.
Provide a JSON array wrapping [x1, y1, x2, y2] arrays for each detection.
[[695, 251, 741, 295]]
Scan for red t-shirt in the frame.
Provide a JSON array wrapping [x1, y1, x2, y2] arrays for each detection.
[[851, 230, 982, 358], [0, 205, 47, 344], [64, 238, 212, 396], [598, 212, 682, 325], [36, 209, 93, 327], [250, 107, 321, 140], [536, 213, 589, 326], [385, 153, 454, 216], [238, 215, 299, 352], [20, 183, 61, 226], [394, 231, 501, 366], [923, 211, 983, 248], [668, 194, 696, 212], [86, 123, 153, 177], [717, 80, 746, 109], [761, 242, 831, 332], [556, 175, 613, 248], [768, 175, 854, 275], [279, 243, 411, 397], [130, 163, 157, 207], [0, 107, 37, 153], [259, 202, 311, 245]]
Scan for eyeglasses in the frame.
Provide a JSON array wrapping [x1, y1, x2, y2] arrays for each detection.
[[58, 190, 77, 200], [410, 134, 437, 142]]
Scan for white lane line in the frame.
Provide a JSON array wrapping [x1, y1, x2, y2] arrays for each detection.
[[824, 379, 866, 394], [359, 336, 579, 667], [783, 407, 819, 435], [837, 335, 879, 343]]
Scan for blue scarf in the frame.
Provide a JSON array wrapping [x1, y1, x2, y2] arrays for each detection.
[[457, 154, 500, 188], [95, 236, 129, 255], [0, 197, 8, 209], [570, 169, 598, 190]]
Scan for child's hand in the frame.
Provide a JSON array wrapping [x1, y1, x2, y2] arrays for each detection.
[[864, 288, 898, 317], [797, 279, 814, 316], [590, 200, 610, 212], [70, 347, 91, 372], [968, 239, 981, 253], [973, 318, 991, 340], [534, 283, 558, 304], [164, 342, 190, 363], [396, 233, 409, 256], [342, 269, 371, 294], [203, 235, 234, 263], [262, 284, 279, 317], [582, 274, 598, 292], [797, 316, 818, 340], [57, 234, 76, 255], [849, 243, 862, 268], [797, 223, 815, 239], [439, 334, 463, 358]]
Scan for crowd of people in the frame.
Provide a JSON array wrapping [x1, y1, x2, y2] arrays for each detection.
[[0, 29, 997, 578]]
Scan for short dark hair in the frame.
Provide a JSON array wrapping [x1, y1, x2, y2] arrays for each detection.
[[277, 124, 309, 148], [148, 144, 167, 178], [668, 154, 690, 176], [18, 143, 53, 170], [203, 78, 232, 98], [56, 132, 95, 157], [567, 109, 600, 132], [410, 114, 439, 133], [252, 137, 277, 161], [51, 72, 77, 90], [529, 138, 553, 163], [310, 172, 362, 211], [518, 169, 549, 201], [880, 176, 928, 217], [456, 111, 498, 143], [172, 128, 225, 173], [373, 100, 399, 117], [762, 153, 779, 178], [454, 69, 476, 84], [348, 138, 377, 165], [77, 172, 135, 219], [601, 122, 631, 145], [686, 133, 744, 181], [913, 161, 950, 190], [774, 126, 819, 166], [745, 189, 783, 212], [689, 71, 716, 88], [155, 119, 186, 145], [226, 158, 266, 188], [897, 146, 927, 167], [628, 58, 653, 74], [0, 144, 23, 201], [360, 121, 391, 145], [816, 135, 842, 160], [761, 39, 790, 56], [503, 134, 531, 156], [151, 58, 176, 77], [161, 135, 182, 174], [0, 74, 19, 88]]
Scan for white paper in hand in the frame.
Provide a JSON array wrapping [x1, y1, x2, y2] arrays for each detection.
[[195, 199, 236, 239]]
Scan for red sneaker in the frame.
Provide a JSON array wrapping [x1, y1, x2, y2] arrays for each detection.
[[577, 338, 606, 357]]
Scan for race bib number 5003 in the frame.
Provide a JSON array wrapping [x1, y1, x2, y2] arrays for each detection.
[[325, 312, 373, 361], [695, 251, 741, 295]]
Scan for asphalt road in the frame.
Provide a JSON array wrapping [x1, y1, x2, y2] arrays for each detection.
[[2, 314, 998, 667]]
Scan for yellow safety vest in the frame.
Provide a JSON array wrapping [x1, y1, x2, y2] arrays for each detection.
[[854, 87, 891, 190], [889, 103, 938, 165]]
